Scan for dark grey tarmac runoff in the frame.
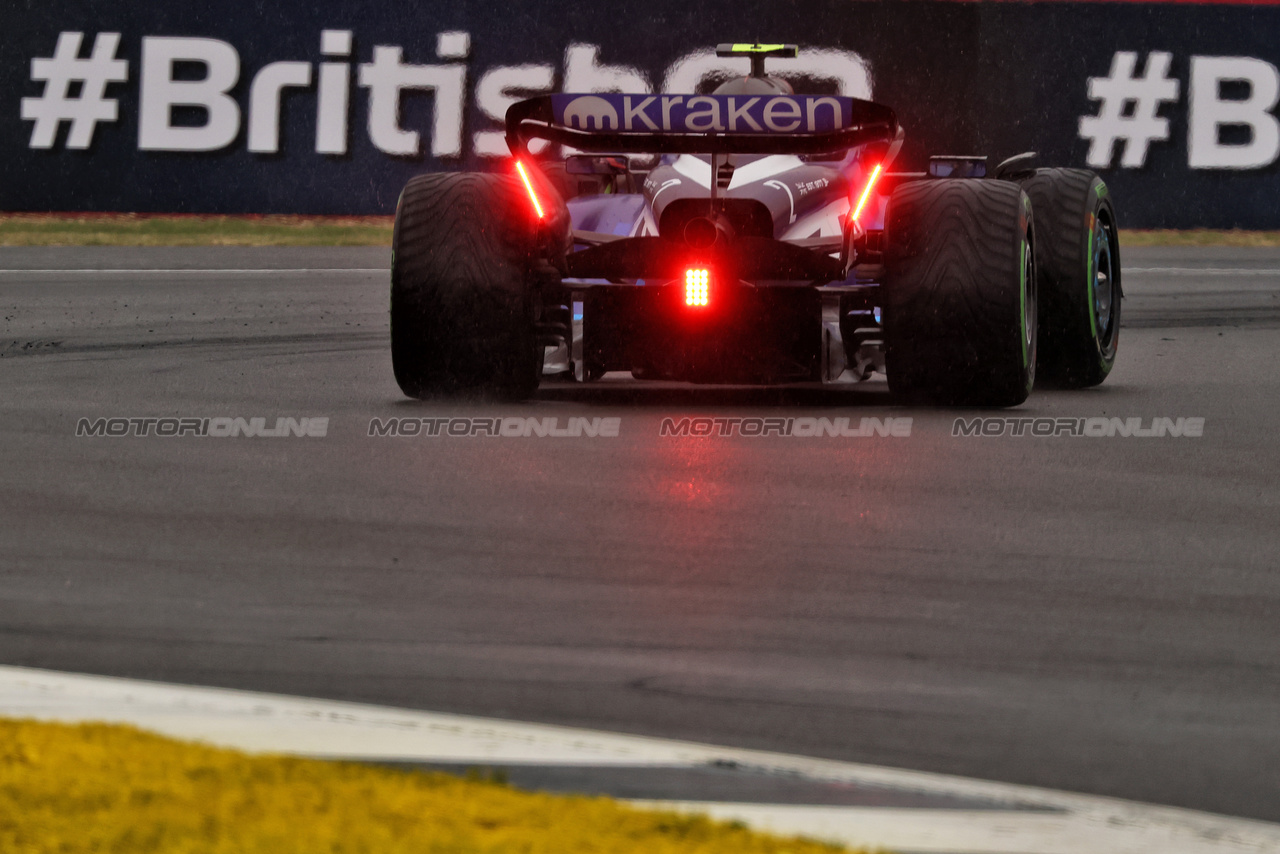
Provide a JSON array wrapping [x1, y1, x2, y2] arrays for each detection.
[[1, 245, 1278, 822]]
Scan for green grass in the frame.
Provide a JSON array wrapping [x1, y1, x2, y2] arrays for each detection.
[[0, 718, 859, 854], [3, 213, 1279, 248], [1118, 229, 1280, 247], [0, 213, 394, 247]]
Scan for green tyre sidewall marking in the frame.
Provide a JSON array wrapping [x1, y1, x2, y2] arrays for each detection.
[[1020, 236, 1028, 369], [1085, 212, 1098, 342]]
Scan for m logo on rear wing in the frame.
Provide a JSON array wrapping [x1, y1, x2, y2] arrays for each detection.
[[553, 93, 853, 134], [507, 93, 896, 158], [560, 95, 621, 130]]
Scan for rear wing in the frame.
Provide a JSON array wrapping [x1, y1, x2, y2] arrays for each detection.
[[505, 93, 898, 158]]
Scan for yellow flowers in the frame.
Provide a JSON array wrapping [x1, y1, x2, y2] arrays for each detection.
[[0, 718, 853, 854]]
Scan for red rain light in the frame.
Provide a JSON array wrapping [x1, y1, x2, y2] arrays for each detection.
[[850, 163, 883, 225], [515, 159, 545, 220], [685, 268, 709, 307]]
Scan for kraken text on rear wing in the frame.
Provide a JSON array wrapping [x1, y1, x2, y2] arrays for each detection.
[[505, 93, 898, 157]]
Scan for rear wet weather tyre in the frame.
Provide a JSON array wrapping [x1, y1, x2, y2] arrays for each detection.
[[883, 179, 1037, 407], [391, 173, 543, 400], [1019, 168, 1120, 388]]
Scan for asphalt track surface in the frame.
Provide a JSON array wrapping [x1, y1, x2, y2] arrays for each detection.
[[1, 245, 1278, 823]]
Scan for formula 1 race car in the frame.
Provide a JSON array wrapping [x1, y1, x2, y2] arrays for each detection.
[[390, 43, 1121, 406]]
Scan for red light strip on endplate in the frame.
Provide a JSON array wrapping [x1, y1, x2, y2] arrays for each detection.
[[850, 163, 883, 225], [515, 160, 545, 220]]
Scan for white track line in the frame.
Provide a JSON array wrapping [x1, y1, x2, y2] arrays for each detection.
[[0, 267, 1276, 277], [1, 665, 1277, 854], [0, 268, 387, 274], [1127, 267, 1280, 275], [631, 801, 1276, 854]]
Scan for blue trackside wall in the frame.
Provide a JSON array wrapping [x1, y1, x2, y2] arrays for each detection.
[[4, 0, 1280, 227]]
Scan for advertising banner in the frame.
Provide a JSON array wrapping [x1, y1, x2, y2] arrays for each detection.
[[5, 0, 1280, 226]]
